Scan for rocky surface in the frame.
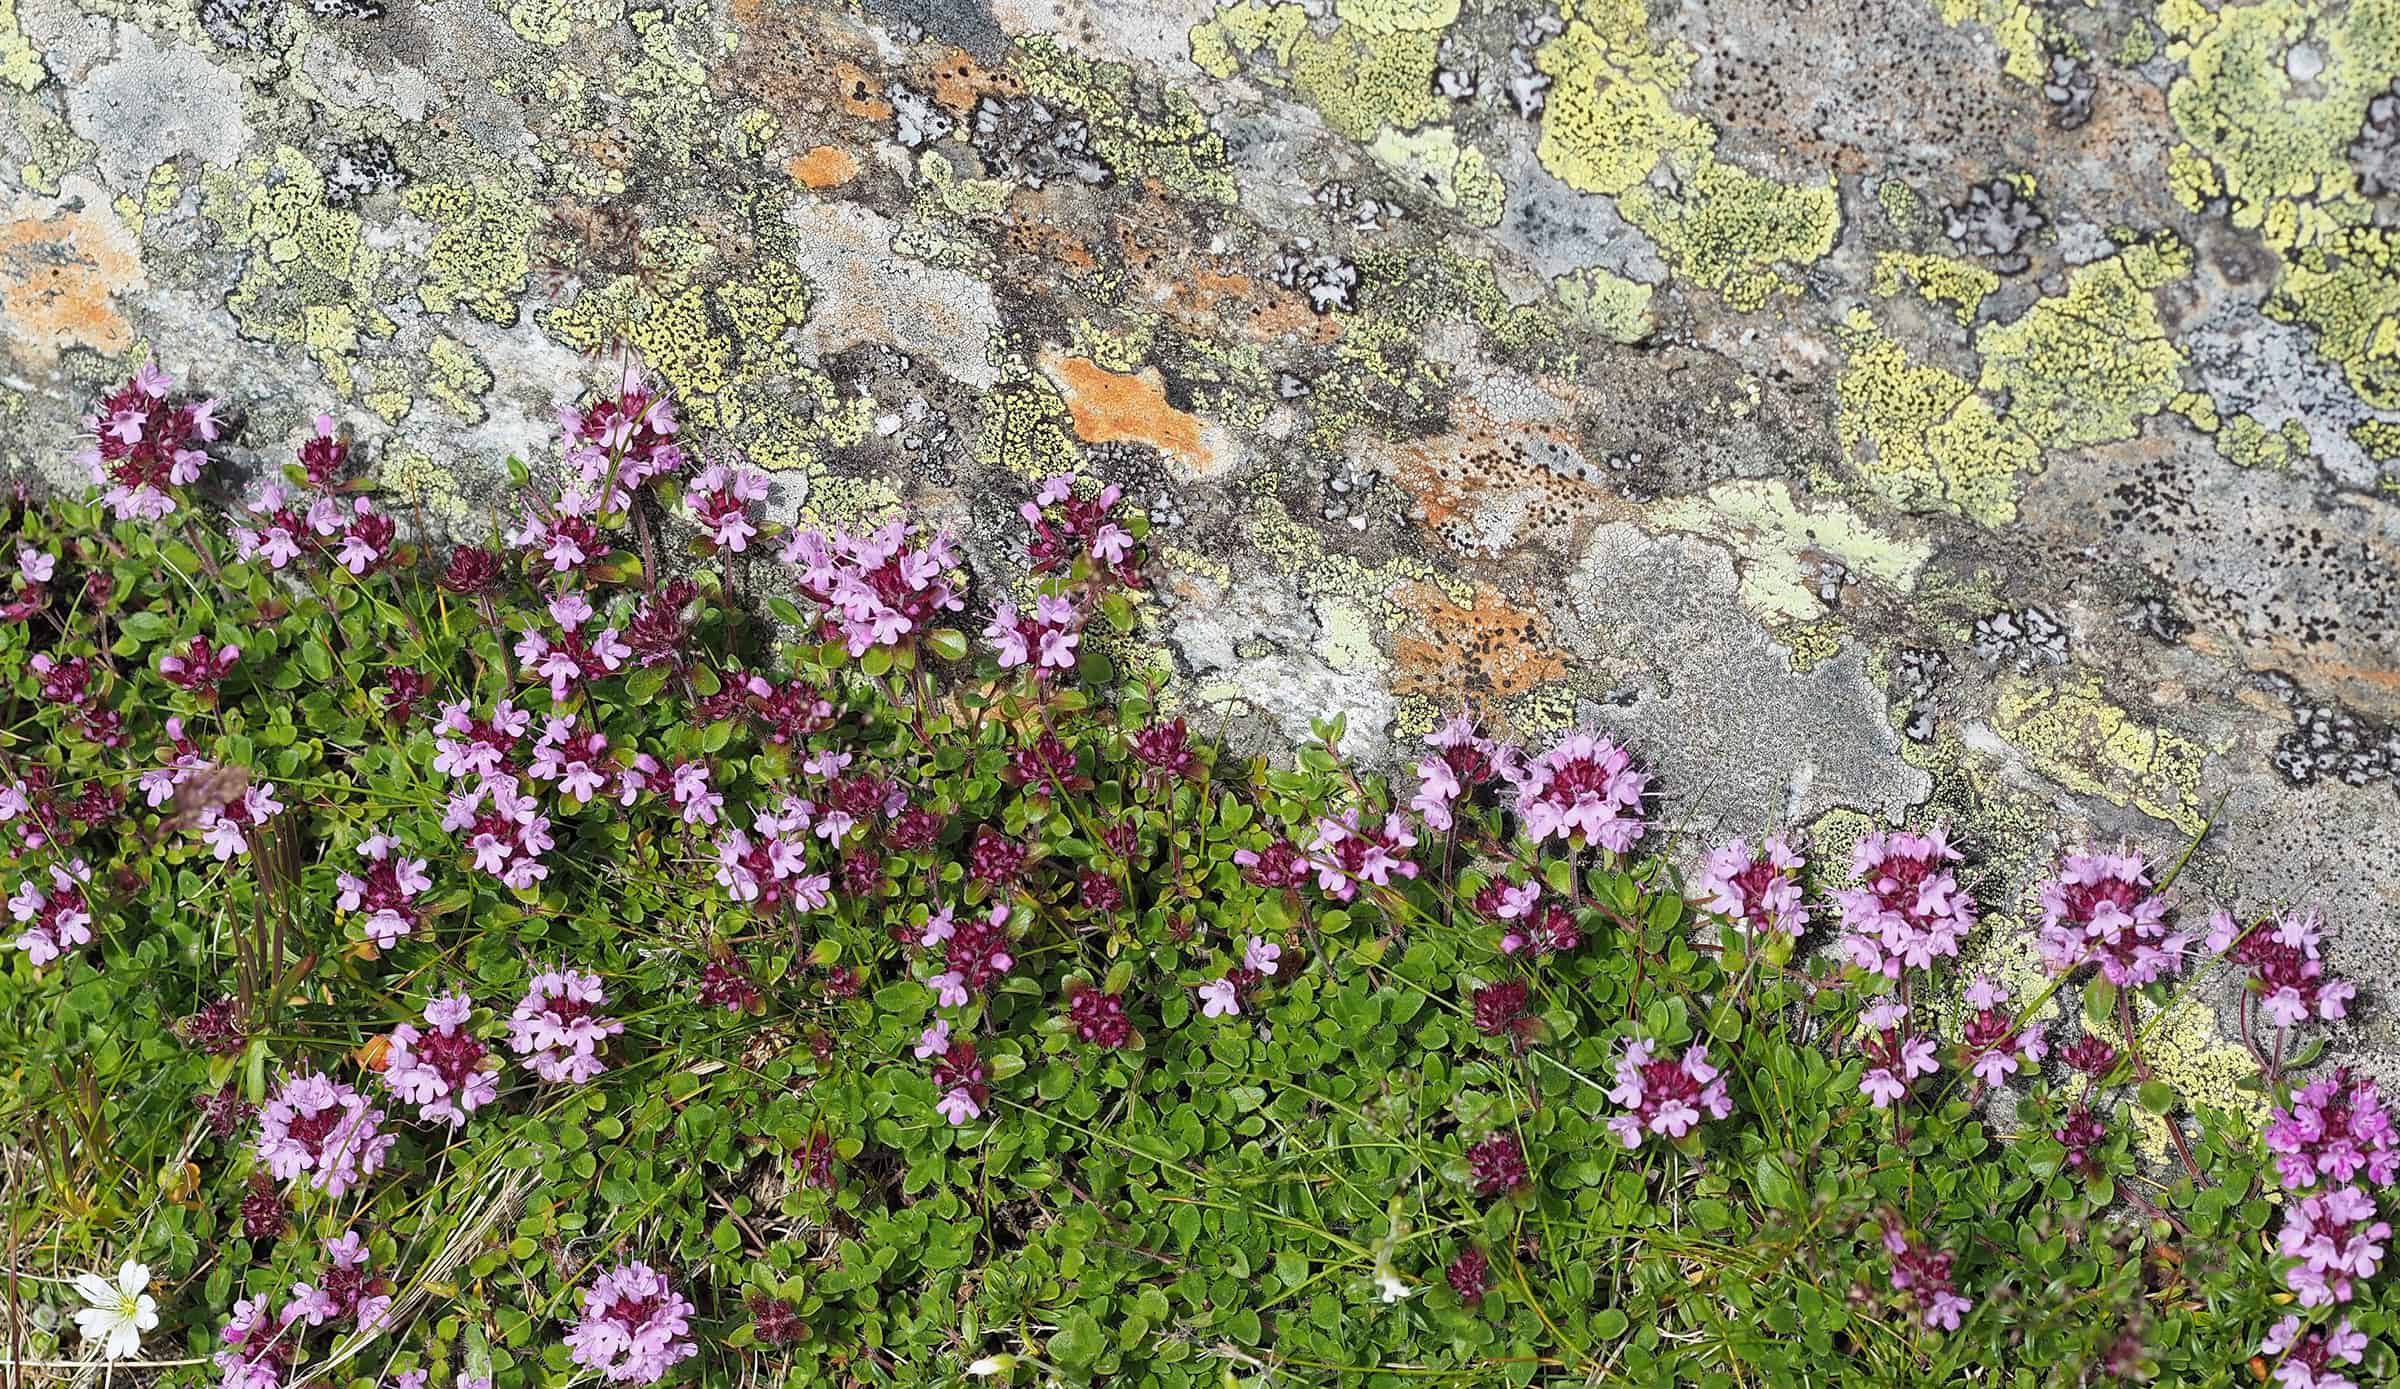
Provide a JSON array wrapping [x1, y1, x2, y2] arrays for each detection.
[[3, 0, 2395, 1098]]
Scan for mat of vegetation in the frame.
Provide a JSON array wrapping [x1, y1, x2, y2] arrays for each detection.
[[0, 363, 2391, 1388]]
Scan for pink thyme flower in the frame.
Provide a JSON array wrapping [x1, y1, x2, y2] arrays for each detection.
[[2279, 1186, 2390, 1307], [2035, 848, 2187, 987], [441, 777, 552, 890], [1956, 975, 2046, 1085], [8, 858, 94, 966], [213, 1294, 296, 1389], [1882, 1225, 1972, 1331], [1410, 710, 1514, 833], [192, 784, 284, 862], [1065, 986, 1134, 1048], [1858, 1002, 1938, 1109], [1307, 809, 1418, 902], [284, 1229, 392, 1334], [930, 903, 1015, 1004], [1605, 1038, 1733, 1149], [507, 486, 606, 574], [983, 593, 1082, 673], [1484, 882, 1581, 957], [1020, 473, 1142, 586], [381, 990, 497, 1128], [2266, 1070, 2399, 1192], [563, 1260, 698, 1385], [1470, 979, 1536, 1050], [562, 368, 688, 508], [931, 1037, 989, 1124], [1834, 824, 1977, 979], [1446, 1246, 1493, 1306], [1696, 833, 1809, 938], [1130, 718, 1197, 779], [255, 1072, 396, 1197], [713, 799, 831, 911], [2259, 1316, 2368, 1389], [334, 833, 432, 949], [158, 636, 241, 695], [686, 460, 769, 552], [783, 520, 964, 656], [914, 1018, 952, 1059], [1232, 839, 1312, 890], [2056, 1103, 2108, 1178], [507, 967, 624, 1084], [79, 363, 222, 522], [668, 760, 723, 826], [1197, 976, 1243, 1018], [1465, 1132, 1530, 1196], [2209, 906, 2357, 1029], [1510, 730, 1648, 851], [431, 699, 531, 781]]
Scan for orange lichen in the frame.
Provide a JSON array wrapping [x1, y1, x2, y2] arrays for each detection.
[[1040, 350, 1219, 475], [1391, 583, 1568, 700], [788, 145, 862, 189], [832, 62, 892, 120], [928, 49, 1019, 112], [0, 196, 144, 367]]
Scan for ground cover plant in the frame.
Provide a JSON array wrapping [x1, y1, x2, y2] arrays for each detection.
[[0, 360, 2392, 1387]]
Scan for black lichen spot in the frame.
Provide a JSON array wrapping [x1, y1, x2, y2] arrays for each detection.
[[1971, 605, 2068, 672], [1272, 245, 1361, 315], [968, 96, 1111, 188], [2043, 50, 2095, 131], [889, 84, 955, 150], [2350, 80, 2400, 197], [863, 0, 1007, 62], [1894, 646, 1950, 743], [1945, 178, 2043, 274], [197, 0, 283, 52], [323, 137, 405, 209], [308, 0, 385, 16], [2259, 672, 2400, 795]]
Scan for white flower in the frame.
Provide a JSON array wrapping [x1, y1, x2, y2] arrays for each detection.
[[71, 1260, 159, 1360], [966, 1353, 1017, 1376], [1374, 1268, 1417, 1303]]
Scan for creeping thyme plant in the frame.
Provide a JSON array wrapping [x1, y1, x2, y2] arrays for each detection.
[[2, 362, 2393, 1389]]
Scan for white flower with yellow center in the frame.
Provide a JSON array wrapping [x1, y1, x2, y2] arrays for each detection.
[[71, 1260, 158, 1360]]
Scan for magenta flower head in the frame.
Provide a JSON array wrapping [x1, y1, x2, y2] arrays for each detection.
[[1307, 809, 1419, 902], [1465, 1132, 1530, 1197], [1065, 985, 1134, 1048], [255, 1071, 396, 1197], [1696, 832, 1809, 939], [1834, 824, 1977, 979], [2209, 906, 2358, 1029], [564, 1260, 699, 1385], [2259, 1315, 2368, 1389], [1881, 1225, 1972, 1331], [1956, 975, 2047, 1085], [783, 519, 964, 656], [1510, 731, 1648, 851], [335, 833, 432, 949], [1469, 980, 1536, 1049], [9, 858, 95, 966], [1446, 1246, 1493, 1306], [2267, 1070, 2399, 1192], [2035, 848, 2186, 987], [1232, 839, 1312, 890], [1606, 1037, 1733, 1149], [2279, 1186, 2391, 1307], [382, 990, 498, 1128], [562, 367, 687, 508], [1857, 1001, 1938, 1109], [508, 967, 624, 1084], [213, 1294, 295, 1389], [80, 363, 223, 522]]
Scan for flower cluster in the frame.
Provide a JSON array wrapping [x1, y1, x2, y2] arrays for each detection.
[[984, 593, 1082, 672], [1881, 1226, 1972, 1331], [1857, 1001, 1939, 1109], [1019, 473, 1140, 586], [334, 833, 433, 949], [2266, 1072, 2398, 1192], [1605, 1038, 1733, 1149], [2035, 848, 2186, 987], [2207, 907, 2357, 1029], [563, 1260, 699, 1385], [923, 1027, 990, 1125], [783, 520, 965, 656], [1465, 1132, 1530, 1197], [1481, 880, 1581, 957], [1696, 832, 1809, 939], [685, 458, 770, 552], [514, 595, 633, 701], [1198, 937, 1281, 1018], [8, 859, 93, 966], [159, 636, 241, 695], [1410, 711, 1515, 832], [1834, 825, 1977, 979], [255, 1072, 397, 1197], [561, 367, 688, 507], [442, 776, 553, 891], [1307, 809, 1418, 903], [1509, 731, 1648, 851], [507, 967, 624, 1084], [79, 362, 221, 521], [2278, 1186, 2390, 1307], [1955, 975, 2046, 1085], [231, 417, 399, 576], [926, 902, 1017, 1006], [712, 798, 833, 911], [1469, 979, 1536, 1049], [2258, 1316, 2369, 1389], [380, 991, 497, 1128], [1064, 985, 1134, 1048]]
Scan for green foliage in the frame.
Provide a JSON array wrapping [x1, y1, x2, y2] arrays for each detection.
[[0, 470, 2387, 1389]]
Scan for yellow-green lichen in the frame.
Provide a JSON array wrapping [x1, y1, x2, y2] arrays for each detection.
[[1622, 158, 1840, 311], [377, 441, 472, 528], [1014, 37, 1238, 204], [1931, 0, 2050, 85], [1188, 0, 1307, 79], [1835, 309, 2041, 525], [1649, 477, 1934, 623], [425, 335, 495, 423], [978, 375, 1088, 483], [2216, 411, 2311, 469], [2, 0, 42, 94], [1994, 672, 2218, 835], [1366, 126, 1506, 228], [1973, 234, 2192, 448], [1871, 251, 1999, 326], [1876, 177, 1933, 239], [2348, 417, 2400, 459], [1532, 5, 1708, 197], [1333, 0, 1457, 35], [406, 182, 535, 325], [1554, 268, 1655, 343]]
